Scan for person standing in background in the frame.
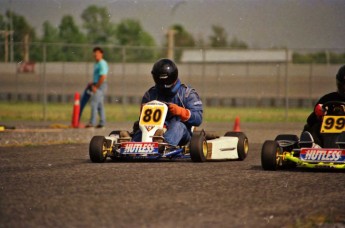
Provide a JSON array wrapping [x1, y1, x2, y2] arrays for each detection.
[[83, 47, 108, 128]]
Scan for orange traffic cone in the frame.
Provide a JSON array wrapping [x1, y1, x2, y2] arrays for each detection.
[[71, 92, 80, 128], [233, 116, 241, 132]]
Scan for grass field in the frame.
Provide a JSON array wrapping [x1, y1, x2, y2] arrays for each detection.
[[0, 102, 311, 123]]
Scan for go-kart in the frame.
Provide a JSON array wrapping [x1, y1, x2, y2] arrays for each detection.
[[261, 101, 345, 170], [89, 100, 249, 163]]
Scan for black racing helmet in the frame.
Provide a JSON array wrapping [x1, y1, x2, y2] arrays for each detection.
[[151, 59, 178, 89], [336, 65, 345, 95]]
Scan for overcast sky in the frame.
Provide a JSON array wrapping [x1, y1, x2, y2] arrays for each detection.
[[1, 0, 345, 49]]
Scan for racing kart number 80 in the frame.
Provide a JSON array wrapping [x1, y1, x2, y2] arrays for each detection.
[[89, 100, 249, 163]]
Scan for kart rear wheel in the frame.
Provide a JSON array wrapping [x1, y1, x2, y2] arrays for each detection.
[[224, 131, 249, 161], [261, 140, 281, 171], [190, 133, 208, 162], [89, 136, 107, 163]]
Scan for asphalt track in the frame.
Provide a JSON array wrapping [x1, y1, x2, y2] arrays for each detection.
[[1, 123, 345, 227]]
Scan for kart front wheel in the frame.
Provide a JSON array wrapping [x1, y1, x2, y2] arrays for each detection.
[[224, 131, 249, 161], [261, 140, 281, 171], [190, 133, 208, 162], [89, 136, 107, 163]]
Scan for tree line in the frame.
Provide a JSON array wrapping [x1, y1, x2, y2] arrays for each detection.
[[0, 5, 249, 62], [0, 5, 344, 63]]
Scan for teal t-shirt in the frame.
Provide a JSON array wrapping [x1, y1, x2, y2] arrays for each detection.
[[93, 59, 108, 83]]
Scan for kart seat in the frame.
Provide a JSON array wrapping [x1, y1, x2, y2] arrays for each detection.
[[336, 131, 345, 149], [299, 131, 314, 148]]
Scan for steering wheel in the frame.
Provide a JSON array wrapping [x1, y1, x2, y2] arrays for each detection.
[[322, 101, 345, 115]]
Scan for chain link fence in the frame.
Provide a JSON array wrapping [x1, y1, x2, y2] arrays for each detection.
[[0, 42, 344, 120]]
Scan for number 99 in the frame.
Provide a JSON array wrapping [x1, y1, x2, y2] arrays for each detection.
[[336, 117, 345, 130], [324, 117, 334, 130]]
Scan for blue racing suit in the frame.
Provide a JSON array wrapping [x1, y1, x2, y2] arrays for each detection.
[[132, 79, 203, 146]]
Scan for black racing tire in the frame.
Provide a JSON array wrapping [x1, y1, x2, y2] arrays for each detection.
[[190, 133, 208, 162], [261, 140, 281, 171], [89, 136, 107, 163], [224, 132, 249, 161]]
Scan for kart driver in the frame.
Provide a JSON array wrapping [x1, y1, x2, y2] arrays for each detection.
[[302, 65, 345, 147], [129, 58, 203, 146]]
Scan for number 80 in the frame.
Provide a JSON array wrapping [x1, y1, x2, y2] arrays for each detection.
[[142, 108, 162, 123]]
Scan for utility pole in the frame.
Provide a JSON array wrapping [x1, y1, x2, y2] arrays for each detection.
[[168, 1, 185, 61], [23, 33, 30, 62], [9, 0, 14, 62], [167, 28, 176, 60], [0, 30, 14, 62]]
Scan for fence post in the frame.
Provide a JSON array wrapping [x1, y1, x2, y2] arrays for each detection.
[[42, 43, 47, 121], [245, 63, 249, 107], [276, 63, 281, 106], [309, 63, 313, 107], [62, 60, 66, 103], [187, 62, 191, 83], [84, 45, 89, 83], [202, 47, 206, 106], [325, 50, 330, 65], [284, 48, 289, 121], [216, 63, 220, 102], [121, 46, 127, 115], [15, 56, 19, 102]]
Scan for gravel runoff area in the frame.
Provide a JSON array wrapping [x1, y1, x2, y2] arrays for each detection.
[[0, 121, 304, 147]]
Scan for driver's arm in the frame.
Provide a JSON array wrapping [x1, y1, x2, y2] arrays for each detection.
[[306, 111, 318, 127], [181, 89, 203, 126], [307, 104, 324, 126]]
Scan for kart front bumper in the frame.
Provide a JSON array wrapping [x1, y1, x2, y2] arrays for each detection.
[[285, 153, 345, 169]]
